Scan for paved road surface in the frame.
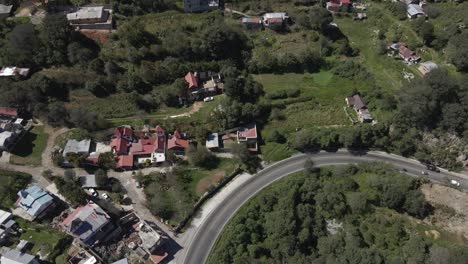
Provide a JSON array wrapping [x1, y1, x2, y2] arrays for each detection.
[[182, 150, 468, 264]]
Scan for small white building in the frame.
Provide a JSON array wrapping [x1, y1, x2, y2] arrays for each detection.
[[407, 4, 425, 19], [418, 61, 438, 75]]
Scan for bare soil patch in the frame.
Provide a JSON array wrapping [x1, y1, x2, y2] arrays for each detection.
[[421, 183, 468, 241], [196, 171, 225, 195]]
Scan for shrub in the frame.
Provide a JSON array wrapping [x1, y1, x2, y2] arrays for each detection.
[[287, 88, 301, 98]]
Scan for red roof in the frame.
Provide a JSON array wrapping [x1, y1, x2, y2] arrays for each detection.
[[168, 131, 189, 150], [399, 45, 416, 59], [117, 155, 134, 168], [342, 0, 350, 4], [238, 123, 257, 139], [266, 18, 284, 24], [114, 127, 133, 138], [184, 72, 198, 89], [154, 125, 165, 134], [0, 107, 18, 117], [111, 138, 129, 154], [130, 137, 159, 155]]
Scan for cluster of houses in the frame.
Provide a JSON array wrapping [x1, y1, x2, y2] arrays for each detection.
[[387, 42, 439, 75], [62, 122, 259, 171], [345, 94, 374, 123], [241, 13, 289, 30], [0, 180, 169, 264], [62, 125, 189, 170], [0, 107, 31, 152]]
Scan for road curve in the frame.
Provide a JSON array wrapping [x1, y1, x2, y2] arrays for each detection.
[[183, 150, 468, 264]]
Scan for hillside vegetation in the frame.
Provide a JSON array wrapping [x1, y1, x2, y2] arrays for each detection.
[[209, 163, 468, 263]]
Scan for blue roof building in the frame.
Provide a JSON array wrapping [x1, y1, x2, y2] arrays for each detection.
[[16, 186, 54, 219]]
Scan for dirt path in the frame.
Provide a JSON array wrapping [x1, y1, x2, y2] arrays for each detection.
[[107, 102, 205, 123], [41, 126, 69, 169]]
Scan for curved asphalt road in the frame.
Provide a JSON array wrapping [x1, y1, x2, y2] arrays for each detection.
[[182, 150, 468, 264]]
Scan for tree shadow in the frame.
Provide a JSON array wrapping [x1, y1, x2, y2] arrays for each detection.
[[11, 132, 37, 157]]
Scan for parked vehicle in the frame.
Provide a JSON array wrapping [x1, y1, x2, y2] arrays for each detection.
[[203, 96, 214, 102], [89, 188, 98, 197], [101, 193, 110, 200], [400, 168, 407, 172], [450, 180, 460, 187], [421, 171, 428, 175]]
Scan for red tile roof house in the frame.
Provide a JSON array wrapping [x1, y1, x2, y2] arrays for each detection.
[[326, 0, 351, 12], [0, 107, 18, 120], [111, 126, 166, 170], [184, 71, 223, 101], [167, 130, 190, 155], [388, 42, 421, 64], [237, 123, 258, 153]]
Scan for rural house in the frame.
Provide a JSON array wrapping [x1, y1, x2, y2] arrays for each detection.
[[62, 139, 92, 166], [262, 13, 288, 29], [0, 209, 15, 244], [16, 186, 54, 219], [345, 94, 373, 123], [0, 107, 28, 152], [237, 123, 258, 152], [326, 0, 351, 12], [112, 126, 166, 170], [206, 124, 259, 153], [0, 67, 30, 78], [167, 130, 190, 155], [0, 248, 39, 264], [61, 201, 117, 246], [241, 17, 263, 29], [0, 4, 12, 20], [184, 0, 219, 12], [388, 42, 421, 64], [184, 71, 223, 100], [66, 5, 113, 30]]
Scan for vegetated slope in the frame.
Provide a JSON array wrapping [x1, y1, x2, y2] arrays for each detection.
[[209, 163, 468, 264]]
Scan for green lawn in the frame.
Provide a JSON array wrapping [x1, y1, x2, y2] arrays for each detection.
[[10, 126, 48, 166], [17, 219, 72, 262]]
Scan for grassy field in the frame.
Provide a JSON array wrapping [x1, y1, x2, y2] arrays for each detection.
[[255, 71, 360, 161], [10, 126, 48, 166], [17, 219, 72, 262], [184, 158, 238, 196]]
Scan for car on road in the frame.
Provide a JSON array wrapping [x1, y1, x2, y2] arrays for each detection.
[[101, 193, 110, 200], [421, 171, 428, 175], [203, 97, 214, 102], [89, 188, 98, 197], [400, 168, 407, 172], [450, 180, 460, 187], [426, 164, 440, 172]]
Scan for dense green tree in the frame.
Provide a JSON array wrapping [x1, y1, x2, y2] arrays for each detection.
[[40, 14, 72, 65], [4, 24, 39, 66]]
